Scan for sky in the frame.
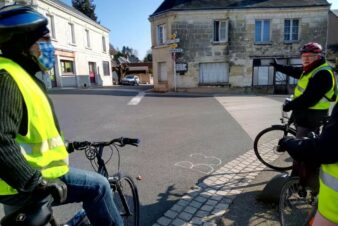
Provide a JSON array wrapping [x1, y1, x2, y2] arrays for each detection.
[[63, 0, 338, 60], [62, 0, 163, 60]]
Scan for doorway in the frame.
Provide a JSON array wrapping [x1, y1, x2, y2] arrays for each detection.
[[88, 62, 97, 84]]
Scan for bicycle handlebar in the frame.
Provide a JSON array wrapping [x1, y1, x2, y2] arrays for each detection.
[[68, 137, 140, 152]]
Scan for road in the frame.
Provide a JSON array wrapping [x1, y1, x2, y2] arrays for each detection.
[[0, 85, 281, 225], [49, 86, 254, 225]]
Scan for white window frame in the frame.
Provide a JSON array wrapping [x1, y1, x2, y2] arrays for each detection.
[[68, 23, 76, 44], [213, 20, 228, 43], [46, 14, 56, 39], [255, 19, 271, 43], [102, 36, 106, 52], [284, 19, 300, 42], [156, 24, 166, 46], [85, 29, 91, 48]]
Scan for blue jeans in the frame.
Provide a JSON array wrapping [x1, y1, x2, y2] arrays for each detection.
[[0, 167, 124, 226]]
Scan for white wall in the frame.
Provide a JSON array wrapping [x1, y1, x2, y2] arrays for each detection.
[[37, 0, 112, 87]]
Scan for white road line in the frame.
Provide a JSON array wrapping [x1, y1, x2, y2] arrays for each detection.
[[128, 92, 145, 105]]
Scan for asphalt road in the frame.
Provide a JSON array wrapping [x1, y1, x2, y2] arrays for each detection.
[[0, 85, 253, 225], [50, 86, 253, 225]]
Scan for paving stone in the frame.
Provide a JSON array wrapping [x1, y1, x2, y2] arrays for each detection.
[[164, 209, 178, 219], [200, 205, 213, 212], [172, 218, 186, 226], [195, 196, 207, 203], [178, 212, 193, 221], [157, 216, 171, 226], [172, 204, 184, 212], [195, 210, 210, 218], [184, 206, 198, 214], [189, 201, 202, 209]]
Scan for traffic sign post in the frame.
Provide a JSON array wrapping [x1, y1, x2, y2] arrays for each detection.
[[170, 48, 183, 53]]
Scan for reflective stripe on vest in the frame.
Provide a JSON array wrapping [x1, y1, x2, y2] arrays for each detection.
[[294, 63, 335, 110], [0, 57, 69, 195], [318, 165, 338, 223]]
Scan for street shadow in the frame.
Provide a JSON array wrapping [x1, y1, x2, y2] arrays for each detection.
[[216, 190, 279, 226], [140, 184, 183, 226], [142, 167, 281, 225]]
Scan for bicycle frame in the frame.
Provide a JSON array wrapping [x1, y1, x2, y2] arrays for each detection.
[[1, 138, 139, 226]]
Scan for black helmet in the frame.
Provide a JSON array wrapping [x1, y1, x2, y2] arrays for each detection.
[[0, 4, 49, 53], [300, 42, 323, 54]]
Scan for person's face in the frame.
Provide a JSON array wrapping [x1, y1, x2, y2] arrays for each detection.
[[301, 53, 320, 67], [29, 35, 52, 59]]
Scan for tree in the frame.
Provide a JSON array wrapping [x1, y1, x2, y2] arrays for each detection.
[[143, 50, 152, 62], [72, 0, 98, 22]]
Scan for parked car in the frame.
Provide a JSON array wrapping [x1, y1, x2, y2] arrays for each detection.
[[121, 75, 140, 86]]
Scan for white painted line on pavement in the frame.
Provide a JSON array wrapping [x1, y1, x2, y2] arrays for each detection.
[[128, 92, 145, 105]]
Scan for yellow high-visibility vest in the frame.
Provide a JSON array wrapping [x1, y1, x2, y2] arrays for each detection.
[[293, 62, 336, 109], [318, 165, 338, 223], [0, 57, 69, 195]]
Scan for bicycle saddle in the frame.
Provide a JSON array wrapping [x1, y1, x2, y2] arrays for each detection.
[[1, 195, 53, 226]]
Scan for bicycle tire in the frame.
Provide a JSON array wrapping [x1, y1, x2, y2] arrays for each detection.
[[279, 177, 317, 226], [254, 125, 295, 171], [111, 175, 140, 226]]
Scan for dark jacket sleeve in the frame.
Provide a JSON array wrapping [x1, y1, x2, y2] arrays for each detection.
[[0, 70, 41, 192], [286, 70, 333, 110], [275, 64, 303, 79], [281, 103, 338, 165]]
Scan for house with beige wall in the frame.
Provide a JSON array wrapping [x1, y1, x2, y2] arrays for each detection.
[[1, 0, 112, 88], [149, 0, 331, 93]]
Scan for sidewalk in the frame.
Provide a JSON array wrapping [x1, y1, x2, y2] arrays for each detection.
[[153, 95, 286, 226]]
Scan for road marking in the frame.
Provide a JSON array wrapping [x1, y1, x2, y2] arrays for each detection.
[[128, 92, 145, 105], [175, 153, 222, 174]]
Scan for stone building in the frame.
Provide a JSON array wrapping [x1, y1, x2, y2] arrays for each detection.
[[328, 9, 338, 68], [149, 0, 331, 93], [0, 0, 112, 88]]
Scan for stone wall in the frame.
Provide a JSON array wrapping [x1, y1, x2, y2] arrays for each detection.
[[151, 6, 330, 91]]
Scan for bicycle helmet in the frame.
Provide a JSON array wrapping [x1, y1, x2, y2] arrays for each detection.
[[0, 4, 49, 53], [300, 42, 323, 54]]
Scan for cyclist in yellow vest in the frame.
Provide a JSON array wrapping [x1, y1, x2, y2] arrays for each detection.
[[278, 102, 338, 225], [0, 5, 123, 226], [271, 42, 336, 189]]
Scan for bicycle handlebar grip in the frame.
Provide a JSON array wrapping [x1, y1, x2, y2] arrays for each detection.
[[71, 141, 90, 150], [122, 138, 140, 146]]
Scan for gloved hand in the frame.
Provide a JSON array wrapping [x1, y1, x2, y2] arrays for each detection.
[[282, 102, 292, 112], [276, 136, 294, 152], [270, 58, 278, 67], [33, 178, 67, 205]]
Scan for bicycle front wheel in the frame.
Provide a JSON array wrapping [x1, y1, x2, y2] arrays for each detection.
[[279, 177, 317, 226], [254, 125, 294, 171], [111, 175, 140, 226]]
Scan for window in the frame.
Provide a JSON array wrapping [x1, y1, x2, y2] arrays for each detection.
[[102, 36, 106, 52], [46, 14, 56, 39], [68, 23, 75, 44], [85, 29, 91, 48], [255, 20, 271, 43], [156, 24, 166, 45], [60, 60, 75, 74], [102, 61, 110, 76], [213, 20, 228, 42], [284, 19, 299, 42]]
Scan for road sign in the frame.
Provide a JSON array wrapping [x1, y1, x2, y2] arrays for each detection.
[[176, 63, 188, 72], [169, 43, 178, 49], [166, 38, 180, 44], [170, 48, 183, 53]]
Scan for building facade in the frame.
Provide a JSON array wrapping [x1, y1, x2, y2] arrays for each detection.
[[149, 0, 331, 93], [1, 0, 112, 88]]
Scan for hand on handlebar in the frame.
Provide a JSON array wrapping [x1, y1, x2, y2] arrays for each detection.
[[33, 178, 67, 205], [282, 102, 292, 112], [276, 136, 294, 152]]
